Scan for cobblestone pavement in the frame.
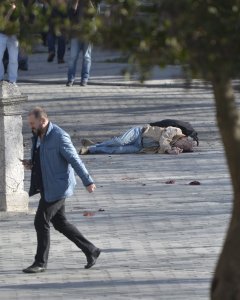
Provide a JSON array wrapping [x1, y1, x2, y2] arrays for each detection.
[[0, 47, 236, 300]]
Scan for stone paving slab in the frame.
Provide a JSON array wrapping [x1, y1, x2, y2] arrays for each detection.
[[0, 48, 237, 299]]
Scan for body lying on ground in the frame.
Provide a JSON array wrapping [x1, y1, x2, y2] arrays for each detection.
[[79, 125, 197, 155]]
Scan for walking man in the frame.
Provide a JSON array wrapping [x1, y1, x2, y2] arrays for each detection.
[[22, 107, 101, 274]]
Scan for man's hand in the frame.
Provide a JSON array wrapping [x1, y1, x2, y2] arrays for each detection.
[[166, 147, 183, 155], [19, 159, 33, 170], [86, 183, 96, 193]]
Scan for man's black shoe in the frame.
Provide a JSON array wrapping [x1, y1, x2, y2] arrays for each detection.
[[80, 80, 88, 87], [22, 263, 46, 274], [66, 81, 74, 87], [85, 248, 101, 269], [58, 59, 65, 64], [47, 52, 55, 62]]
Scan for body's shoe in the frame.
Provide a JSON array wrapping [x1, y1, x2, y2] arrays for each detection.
[[47, 52, 55, 62], [81, 138, 96, 147], [80, 80, 88, 87], [85, 248, 101, 269], [22, 263, 46, 274], [58, 58, 65, 64], [79, 146, 89, 155], [66, 80, 74, 87]]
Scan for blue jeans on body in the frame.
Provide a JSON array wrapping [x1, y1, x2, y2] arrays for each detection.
[[47, 32, 66, 59], [89, 127, 143, 154], [67, 38, 91, 83], [0, 33, 19, 82]]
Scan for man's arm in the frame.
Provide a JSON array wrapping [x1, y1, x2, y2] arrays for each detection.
[[5, 2, 16, 21], [158, 126, 184, 154], [59, 132, 95, 188], [72, 0, 79, 11]]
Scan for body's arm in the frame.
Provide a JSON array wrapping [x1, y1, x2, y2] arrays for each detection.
[[158, 126, 184, 154]]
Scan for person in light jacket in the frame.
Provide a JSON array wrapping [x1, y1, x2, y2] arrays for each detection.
[[21, 106, 101, 274]]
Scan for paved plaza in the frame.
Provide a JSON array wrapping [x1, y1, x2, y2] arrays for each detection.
[[0, 47, 236, 299]]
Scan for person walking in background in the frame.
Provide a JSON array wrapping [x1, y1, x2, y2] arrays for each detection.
[[0, 1, 20, 85], [21, 107, 101, 274], [47, 0, 67, 64], [66, 0, 101, 87], [47, 31, 66, 63]]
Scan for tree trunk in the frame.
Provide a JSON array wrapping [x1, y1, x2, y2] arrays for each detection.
[[211, 77, 240, 299]]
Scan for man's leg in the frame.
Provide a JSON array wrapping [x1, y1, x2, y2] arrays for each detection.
[[80, 42, 92, 84], [87, 127, 143, 154], [94, 127, 143, 148], [18, 49, 28, 71], [51, 202, 101, 268], [7, 35, 19, 83], [57, 35, 66, 62], [24, 197, 65, 271], [47, 32, 56, 62], [51, 203, 96, 255], [89, 144, 141, 154], [0, 34, 8, 80], [67, 38, 80, 83]]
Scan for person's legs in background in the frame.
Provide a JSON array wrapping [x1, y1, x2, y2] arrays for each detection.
[[7, 35, 19, 84], [3, 49, 9, 75], [0, 34, 8, 81], [57, 35, 66, 64], [67, 38, 80, 86], [18, 48, 28, 71], [80, 42, 92, 86]]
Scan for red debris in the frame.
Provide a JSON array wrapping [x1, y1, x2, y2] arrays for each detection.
[[189, 181, 201, 185], [83, 211, 95, 217]]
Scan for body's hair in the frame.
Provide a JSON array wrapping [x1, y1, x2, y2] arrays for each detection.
[[172, 137, 194, 152], [28, 107, 48, 120]]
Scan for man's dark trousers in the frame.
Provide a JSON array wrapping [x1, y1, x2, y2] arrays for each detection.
[[34, 195, 96, 267]]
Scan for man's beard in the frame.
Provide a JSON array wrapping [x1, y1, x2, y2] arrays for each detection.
[[32, 125, 44, 136]]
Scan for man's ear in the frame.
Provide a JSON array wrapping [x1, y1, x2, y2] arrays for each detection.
[[41, 118, 47, 125]]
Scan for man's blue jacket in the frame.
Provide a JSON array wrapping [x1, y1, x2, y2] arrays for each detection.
[[29, 122, 94, 202]]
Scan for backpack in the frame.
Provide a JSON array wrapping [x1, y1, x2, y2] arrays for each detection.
[[150, 119, 199, 145]]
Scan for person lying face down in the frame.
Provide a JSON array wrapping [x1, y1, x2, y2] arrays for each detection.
[[79, 125, 197, 155]]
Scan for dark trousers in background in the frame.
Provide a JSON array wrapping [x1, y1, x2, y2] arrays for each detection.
[[34, 196, 96, 267], [47, 32, 66, 60]]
